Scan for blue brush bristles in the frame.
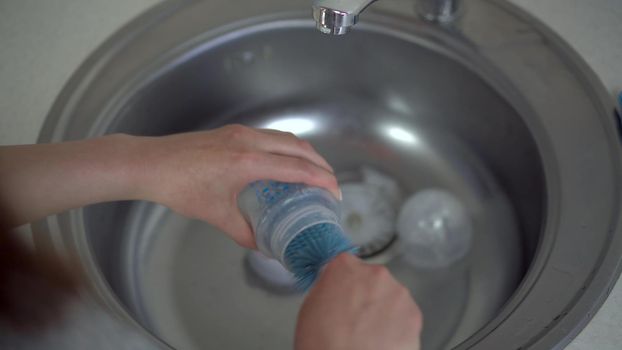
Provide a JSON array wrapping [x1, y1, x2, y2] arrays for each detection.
[[283, 222, 357, 290]]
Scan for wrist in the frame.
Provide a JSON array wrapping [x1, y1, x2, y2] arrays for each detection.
[[99, 133, 153, 202], [112, 133, 173, 205]]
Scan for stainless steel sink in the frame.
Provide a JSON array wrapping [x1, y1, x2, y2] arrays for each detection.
[[35, 0, 622, 349]]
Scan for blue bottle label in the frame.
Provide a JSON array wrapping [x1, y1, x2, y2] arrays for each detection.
[[250, 181, 304, 207]]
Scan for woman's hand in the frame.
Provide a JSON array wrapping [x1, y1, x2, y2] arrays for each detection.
[[295, 253, 423, 350], [0, 125, 339, 249], [133, 125, 340, 248]]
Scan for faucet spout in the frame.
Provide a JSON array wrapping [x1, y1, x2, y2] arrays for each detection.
[[312, 0, 377, 35], [312, 0, 460, 35]]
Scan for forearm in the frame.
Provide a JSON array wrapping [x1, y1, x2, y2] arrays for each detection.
[[0, 126, 340, 250], [0, 134, 144, 227]]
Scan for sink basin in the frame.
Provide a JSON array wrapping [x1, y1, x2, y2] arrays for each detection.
[[35, 0, 622, 349], [88, 25, 538, 350]]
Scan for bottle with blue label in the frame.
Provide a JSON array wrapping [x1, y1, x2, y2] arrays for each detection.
[[238, 181, 355, 289]]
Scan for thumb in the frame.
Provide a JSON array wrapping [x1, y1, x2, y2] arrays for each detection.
[[223, 213, 257, 250]]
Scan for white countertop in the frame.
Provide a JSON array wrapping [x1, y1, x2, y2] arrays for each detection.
[[1, 0, 620, 348]]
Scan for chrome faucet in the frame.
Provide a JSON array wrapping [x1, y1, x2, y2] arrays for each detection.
[[312, 0, 459, 35]]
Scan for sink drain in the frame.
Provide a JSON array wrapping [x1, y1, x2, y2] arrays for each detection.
[[340, 168, 400, 257]]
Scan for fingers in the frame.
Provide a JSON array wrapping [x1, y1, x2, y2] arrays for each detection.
[[254, 129, 334, 174], [323, 254, 396, 290], [318, 253, 362, 286], [330, 252, 361, 268], [221, 213, 257, 249], [240, 153, 341, 200]]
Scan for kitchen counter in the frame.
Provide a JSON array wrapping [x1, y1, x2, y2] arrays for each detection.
[[1, 0, 620, 348]]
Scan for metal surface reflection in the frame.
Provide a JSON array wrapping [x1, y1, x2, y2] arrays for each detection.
[[384, 125, 420, 145], [263, 117, 317, 135]]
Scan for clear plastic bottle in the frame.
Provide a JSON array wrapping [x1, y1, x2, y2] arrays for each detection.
[[238, 181, 343, 268]]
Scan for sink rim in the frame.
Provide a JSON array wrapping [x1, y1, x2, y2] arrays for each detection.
[[33, 0, 622, 349]]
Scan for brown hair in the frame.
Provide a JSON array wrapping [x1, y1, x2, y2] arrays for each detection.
[[0, 215, 80, 332]]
